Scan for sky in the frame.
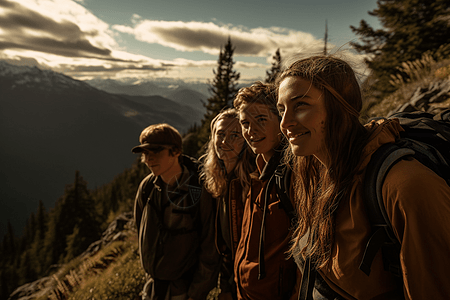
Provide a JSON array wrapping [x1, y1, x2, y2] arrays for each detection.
[[0, 0, 380, 85]]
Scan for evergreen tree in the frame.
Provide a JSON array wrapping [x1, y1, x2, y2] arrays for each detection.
[[350, 0, 450, 97], [43, 171, 100, 265], [35, 200, 47, 241], [196, 37, 240, 154], [265, 48, 282, 83], [3, 221, 16, 256]]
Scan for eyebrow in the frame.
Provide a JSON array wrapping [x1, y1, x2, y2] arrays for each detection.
[[255, 113, 268, 118], [290, 94, 309, 101]]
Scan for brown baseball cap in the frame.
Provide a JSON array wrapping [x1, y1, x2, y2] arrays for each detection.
[[131, 123, 182, 153]]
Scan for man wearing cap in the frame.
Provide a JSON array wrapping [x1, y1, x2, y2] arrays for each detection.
[[132, 123, 220, 300]]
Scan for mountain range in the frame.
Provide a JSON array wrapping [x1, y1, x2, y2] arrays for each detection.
[[0, 61, 208, 238]]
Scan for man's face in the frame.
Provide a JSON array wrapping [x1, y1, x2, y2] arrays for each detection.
[[238, 102, 281, 161], [142, 147, 180, 178]]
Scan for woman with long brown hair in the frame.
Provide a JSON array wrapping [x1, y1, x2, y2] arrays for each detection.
[[276, 55, 450, 299]]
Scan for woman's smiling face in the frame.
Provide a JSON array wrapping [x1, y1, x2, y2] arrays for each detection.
[[239, 102, 281, 162], [213, 117, 245, 164], [277, 76, 328, 165]]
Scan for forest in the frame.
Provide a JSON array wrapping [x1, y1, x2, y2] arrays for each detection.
[[2, 0, 450, 298]]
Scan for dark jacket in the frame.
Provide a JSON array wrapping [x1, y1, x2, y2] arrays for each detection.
[[234, 151, 298, 300], [134, 155, 220, 300]]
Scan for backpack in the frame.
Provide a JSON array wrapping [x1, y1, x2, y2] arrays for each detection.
[[359, 109, 450, 281], [297, 110, 450, 300]]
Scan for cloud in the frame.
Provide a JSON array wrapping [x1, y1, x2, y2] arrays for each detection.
[[113, 20, 324, 57], [0, 0, 361, 83], [0, 0, 117, 59]]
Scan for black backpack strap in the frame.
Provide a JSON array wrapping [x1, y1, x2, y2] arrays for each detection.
[[274, 165, 297, 225], [359, 143, 413, 276], [298, 255, 316, 300]]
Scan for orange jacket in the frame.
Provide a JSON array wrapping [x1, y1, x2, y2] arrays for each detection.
[[234, 152, 298, 300], [317, 118, 450, 299]]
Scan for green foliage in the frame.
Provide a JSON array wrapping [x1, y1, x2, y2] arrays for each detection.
[[265, 48, 282, 83], [351, 0, 450, 98]]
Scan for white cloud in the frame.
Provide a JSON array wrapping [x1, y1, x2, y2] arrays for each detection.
[[112, 19, 325, 57]]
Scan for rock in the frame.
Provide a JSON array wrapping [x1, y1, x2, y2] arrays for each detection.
[[8, 277, 54, 300]]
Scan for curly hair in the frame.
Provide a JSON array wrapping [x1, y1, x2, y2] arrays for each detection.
[[276, 55, 369, 268], [233, 81, 279, 120], [200, 108, 254, 198]]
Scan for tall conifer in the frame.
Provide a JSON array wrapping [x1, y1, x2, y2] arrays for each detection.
[[265, 49, 282, 83], [196, 37, 240, 154], [350, 0, 450, 97]]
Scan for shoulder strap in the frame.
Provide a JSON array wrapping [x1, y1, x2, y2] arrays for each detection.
[[142, 175, 156, 209], [274, 165, 297, 225], [359, 142, 412, 276]]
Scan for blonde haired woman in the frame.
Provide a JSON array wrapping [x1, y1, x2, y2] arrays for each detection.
[[200, 108, 254, 300]]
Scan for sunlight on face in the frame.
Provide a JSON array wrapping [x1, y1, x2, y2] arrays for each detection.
[[239, 102, 281, 162], [214, 117, 245, 164], [277, 77, 328, 165]]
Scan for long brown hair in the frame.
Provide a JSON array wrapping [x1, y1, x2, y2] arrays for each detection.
[[200, 108, 254, 198], [276, 55, 369, 268]]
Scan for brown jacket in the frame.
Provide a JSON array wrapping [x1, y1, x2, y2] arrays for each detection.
[[216, 175, 246, 259], [234, 151, 298, 300], [316, 119, 450, 299]]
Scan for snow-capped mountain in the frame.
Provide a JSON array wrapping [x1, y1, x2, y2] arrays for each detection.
[[84, 78, 209, 113], [0, 61, 92, 91]]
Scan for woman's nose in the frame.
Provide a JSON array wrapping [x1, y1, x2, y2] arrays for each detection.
[[280, 110, 294, 130]]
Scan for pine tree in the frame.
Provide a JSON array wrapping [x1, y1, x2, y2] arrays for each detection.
[[205, 37, 240, 116], [350, 0, 450, 97], [196, 37, 240, 154], [265, 49, 282, 83], [35, 200, 47, 241], [3, 221, 16, 256], [43, 171, 100, 265]]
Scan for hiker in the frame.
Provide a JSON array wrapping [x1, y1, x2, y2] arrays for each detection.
[[199, 108, 255, 300], [233, 82, 300, 300], [276, 55, 450, 299], [132, 123, 220, 300]]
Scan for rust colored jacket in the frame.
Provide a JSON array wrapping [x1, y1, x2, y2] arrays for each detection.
[[234, 152, 298, 300], [316, 119, 450, 299]]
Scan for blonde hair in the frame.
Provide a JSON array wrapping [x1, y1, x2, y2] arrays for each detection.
[[277, 55, 368, 268], [200, 109, 254, 198]]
